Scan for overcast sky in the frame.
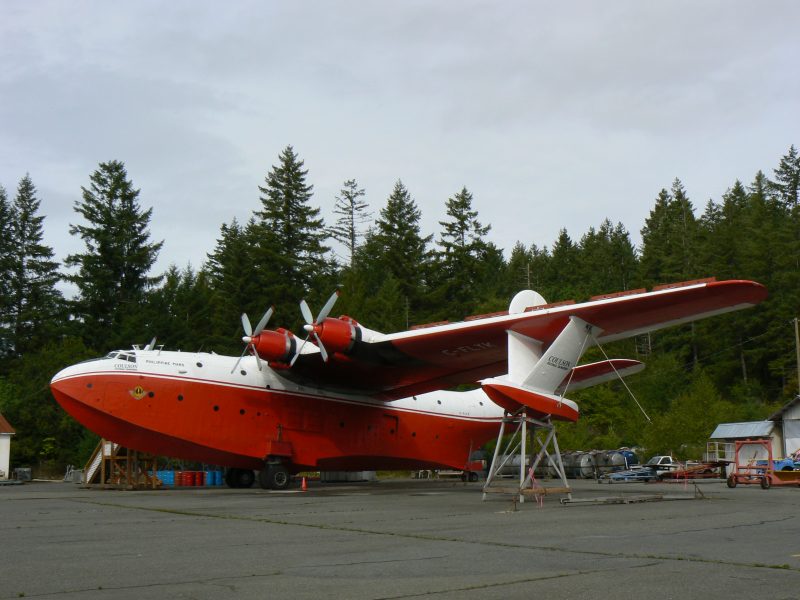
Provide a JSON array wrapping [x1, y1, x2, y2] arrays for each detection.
[[2, 1, 799, 287]]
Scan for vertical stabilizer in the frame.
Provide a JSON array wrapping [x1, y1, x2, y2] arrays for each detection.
[[522, 316, 601, 393]]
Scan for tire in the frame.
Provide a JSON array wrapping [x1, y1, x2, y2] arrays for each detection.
[[460, 472, 467, 482], [761, 476, 771, 490], [469, 471, 479, 482], [727, 475, 737, 488], [225, 468, 255, 489], [259, 464, 290, 490]]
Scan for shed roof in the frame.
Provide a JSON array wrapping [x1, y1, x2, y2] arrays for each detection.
[[0, 412, 15, 435], [710, 421, 774, 439], [769, 396, 800, 421]]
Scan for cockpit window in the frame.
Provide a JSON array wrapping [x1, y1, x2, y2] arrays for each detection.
[[107, 351, 137, 363]]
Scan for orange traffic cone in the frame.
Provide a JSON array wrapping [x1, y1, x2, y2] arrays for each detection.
[[301, 476, 307, 492]]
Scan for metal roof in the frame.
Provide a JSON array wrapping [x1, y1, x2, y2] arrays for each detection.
[[768, 395, 800, 421], [0, 412, 15, 435], [709, 421, 774, 439]]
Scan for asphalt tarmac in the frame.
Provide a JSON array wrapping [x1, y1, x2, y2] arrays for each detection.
[[2, 477, 799, 599]]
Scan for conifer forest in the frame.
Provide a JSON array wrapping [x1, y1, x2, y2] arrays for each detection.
[[2, 144, 800, 471]]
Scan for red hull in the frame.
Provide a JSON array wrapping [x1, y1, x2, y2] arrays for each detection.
[[51, 371, 500, 473]]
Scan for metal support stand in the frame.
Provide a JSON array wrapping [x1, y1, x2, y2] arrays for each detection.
[[482, 409, 572, 503]]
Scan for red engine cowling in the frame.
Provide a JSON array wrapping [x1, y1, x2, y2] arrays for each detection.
[[315, 316, 361, 355], [252, 328, 296, 363]]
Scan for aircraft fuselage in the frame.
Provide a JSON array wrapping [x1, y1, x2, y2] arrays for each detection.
[[50, 348, 503, 474]]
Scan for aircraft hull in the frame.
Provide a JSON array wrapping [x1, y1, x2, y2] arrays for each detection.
[[51, 368, 501, 473]]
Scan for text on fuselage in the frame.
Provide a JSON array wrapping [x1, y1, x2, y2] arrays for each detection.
[[441, 342, 494, 357]]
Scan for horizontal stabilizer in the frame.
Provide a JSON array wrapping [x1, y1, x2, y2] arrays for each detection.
[[555, 359, 644, 394], [481, 378, 579, 422]]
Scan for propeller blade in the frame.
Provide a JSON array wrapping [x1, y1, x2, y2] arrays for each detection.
[[254, 306, 274, 335], [254, 349, 263, 371], [314, 333, 328, 362], [290, 337, 309, 366], [230, 345, 248, 373], [241, 313, 253, 337], [300, 299, 313, 325], [145, 336, 157, 351], [317, 290, 339, 322]]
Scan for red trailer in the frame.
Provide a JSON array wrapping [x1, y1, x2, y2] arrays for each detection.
[[727, 439, 800, 489]]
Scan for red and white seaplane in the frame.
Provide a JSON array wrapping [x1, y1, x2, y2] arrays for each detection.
[[50, 278, 766, 489]]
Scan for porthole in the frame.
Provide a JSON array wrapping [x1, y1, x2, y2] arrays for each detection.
[[266, 384, 271, 389], [196, 362, 203, 368], [239, 409, 245, 415], [412, 432, 416, 437], [86, 383, 93, 389], [437, 400, 442, 405], [177, 394, 183, 401], [148, 391, 155, 398], [213, 405, 219, 412], [479, 401, 483, 406], [240, 370, 246, 376], [256, 412, 261, 417]]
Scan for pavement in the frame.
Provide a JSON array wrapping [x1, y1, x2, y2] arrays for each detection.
[[2, 477, 800, 599]]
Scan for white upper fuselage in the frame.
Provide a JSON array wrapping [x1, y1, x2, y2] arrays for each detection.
[[52, 347, 505, 424]]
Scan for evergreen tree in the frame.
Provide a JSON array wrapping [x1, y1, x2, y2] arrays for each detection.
[[205, 218, 266, 350], [639, 180, 700, 285], [65, 160, 163, 349], [770, 145, 800, 207], [550, 229, 580, 300], [145, 265, 213, 352], [0, 185, 14, 363], [329, 179, 370, 268], [432, 187, 491, 320], [255, 146, 330, 318], [8, 175, 63, 357], [578, 219, 637, 295], [368, 180, 432, 323]]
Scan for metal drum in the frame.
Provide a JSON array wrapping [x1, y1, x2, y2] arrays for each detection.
[[574, 452, 595, 478]]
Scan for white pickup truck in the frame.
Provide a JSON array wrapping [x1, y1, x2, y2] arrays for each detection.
[[645, 455, 683, 475]]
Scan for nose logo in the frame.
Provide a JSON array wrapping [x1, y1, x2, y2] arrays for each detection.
[[129, 386, 146, 400]]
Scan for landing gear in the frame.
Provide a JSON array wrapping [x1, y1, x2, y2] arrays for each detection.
[[258, 462, 291, 490], [225, 468, 255, 488], [460, 471, 480, 482]]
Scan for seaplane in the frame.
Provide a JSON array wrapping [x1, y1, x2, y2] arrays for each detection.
[[50, 278, 766, 490]]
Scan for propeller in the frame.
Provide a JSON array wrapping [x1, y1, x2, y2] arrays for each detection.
[[144, 337, 157, 351], [291, 290, 339, 365], [231, 306, 274, 373]]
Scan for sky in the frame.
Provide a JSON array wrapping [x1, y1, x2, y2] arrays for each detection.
[[1, 1, 799, 289]]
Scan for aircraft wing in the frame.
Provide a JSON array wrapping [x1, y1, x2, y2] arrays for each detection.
[[283, 279, 766, 400]]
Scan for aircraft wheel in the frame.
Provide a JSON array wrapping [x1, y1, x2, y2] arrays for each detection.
[[259, 463, 290, 490], [226, 468, 255, 488], [761, 476, 771, 490], [726, 475, 737, 488]]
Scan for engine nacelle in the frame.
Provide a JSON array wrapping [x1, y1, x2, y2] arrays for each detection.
[[315, 316, 362, 355], [252, 328, 297, 363]]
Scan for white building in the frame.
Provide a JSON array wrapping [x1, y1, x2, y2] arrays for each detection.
[[709, 396, 800, 467], [0, 412, 15, 480]]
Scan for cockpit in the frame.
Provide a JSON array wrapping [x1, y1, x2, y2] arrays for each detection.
[[106, 350, 137, 363]]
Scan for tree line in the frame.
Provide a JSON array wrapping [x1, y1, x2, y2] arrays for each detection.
[[1, 144, 799, 470]]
